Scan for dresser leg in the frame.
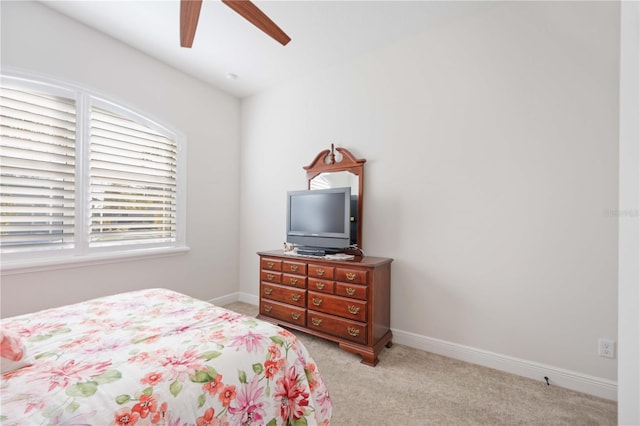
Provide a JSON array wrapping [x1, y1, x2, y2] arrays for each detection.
[[339, 343, 378, 366]]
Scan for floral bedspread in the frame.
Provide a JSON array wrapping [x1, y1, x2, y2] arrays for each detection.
[[0, 288, 332, 425]]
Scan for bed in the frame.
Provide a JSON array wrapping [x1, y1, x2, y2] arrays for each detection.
[[0, 288, 332, 425]]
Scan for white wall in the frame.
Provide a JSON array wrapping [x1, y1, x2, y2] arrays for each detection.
[[618, 1, 640, 423], [239, 1, 620, 394], [0, 1, 241, 317]]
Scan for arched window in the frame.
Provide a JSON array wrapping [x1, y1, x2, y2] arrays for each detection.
[[1, 74, 187, 270]]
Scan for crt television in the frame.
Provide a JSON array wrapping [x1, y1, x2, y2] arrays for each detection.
[[286, 187, 352, 251]]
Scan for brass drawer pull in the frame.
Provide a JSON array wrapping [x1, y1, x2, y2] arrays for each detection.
[[290, 278, 298, 285], [312, 297, 323, 306], [311, 318, 322, 326], [291, 294, 301, 302], [345, 287, 356, 295], [348, 305, 360, 315], [291, 312, 301, 320], [264, 287, 273, 295], [315, 282, 325, 290], [264, 305, 272, 313], [316, 268, 325, 276], [267, 273, 274, 281], [346, 272, 357, 281], [290, 265, 299, 272], [347, 327, 360, 337], [267, 261, 275, 268]]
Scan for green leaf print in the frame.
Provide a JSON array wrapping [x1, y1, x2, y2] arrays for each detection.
[[116, 394, 131, 405], [197, 393, 206, 409], [201, 351, 222, 361], [238, 369, 247, 384], [134, 387, 154, 399], [66, 382, 98, 397], [292, 417, 308, 426], [190, 369, 214, 383], [265, 418, 278, 426], [270, 336, 286, 346], [34, 352, 59, 360], [93, 369, 122, 384], [170, 380, 183, 397], [252, 363, 264, 374]]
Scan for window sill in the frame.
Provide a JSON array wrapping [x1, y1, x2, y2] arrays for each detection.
[[0, 246, 191, 276]]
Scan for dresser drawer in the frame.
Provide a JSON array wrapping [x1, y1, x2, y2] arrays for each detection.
[[260, 270, 282, 284], [336, 282, 367, 300], [308, 291, 367, 322], [308, 278, 335, 294], [307, 310, 367, 345], [283, 260, 307, 275], [261, 300, 306, 326], [308, 263, 335, 279], [261, 258, 282, 271], [282, 273, 307, 288], [336, 268, 368, 285], [262, 283, 306, 307]]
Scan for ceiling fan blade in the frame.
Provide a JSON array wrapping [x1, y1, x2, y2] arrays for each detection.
[[221, 0, 291, 46], [180, 0, 203, 48]]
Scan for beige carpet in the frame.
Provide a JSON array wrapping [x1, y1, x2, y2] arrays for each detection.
[[224, 302, 616, 425]]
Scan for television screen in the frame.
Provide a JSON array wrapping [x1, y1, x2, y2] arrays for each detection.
[[286, 187, 351, 251]]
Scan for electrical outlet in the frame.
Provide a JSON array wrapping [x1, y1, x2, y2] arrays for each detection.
[[598, 339, 615, 359]]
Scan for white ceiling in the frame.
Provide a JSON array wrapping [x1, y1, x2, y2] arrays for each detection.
[[41, 1, 496, 98]]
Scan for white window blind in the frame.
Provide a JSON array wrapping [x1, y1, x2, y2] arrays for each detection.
[[0, 86, 76, 252], [0, 74, 185, 269], [89, 106, 177, 246]]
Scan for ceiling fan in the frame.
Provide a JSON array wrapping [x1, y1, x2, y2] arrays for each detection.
[[180, 0, 291, 48]]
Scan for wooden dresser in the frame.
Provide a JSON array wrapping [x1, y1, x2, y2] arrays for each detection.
[[257, 250, 393, 366]]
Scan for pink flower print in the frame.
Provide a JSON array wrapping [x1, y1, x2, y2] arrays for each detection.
[[159, 349, 205, 381], [277, 328, 295, 341], [151, 402, 168, 424], [267, 344, 281, 360], [112, 407, 140, 426], [29, 359, 112, 391], [202, 373, 224, 396], [160, 291, 187, 302], [60, 334, 94, 350], [129, 352, 150, 363], [23, 395, 46, 414], [196, 407, 215, 426], [228, 375, 266, 425], [219, 385, 236, 407], [166, 308, 191, 318], [207, 330, 226, 343], [305, 363, 319, 391], [81, 336, 128, 354], [315, 385, 332, 419], [216, 311, 242, 323], [17, 322, 66, 339], [228, 331, 267, 353], [264, 359, 284, 380], [132, 394, 158, 419], [274, 366, 310, 423], [140, 371, 164, 386]]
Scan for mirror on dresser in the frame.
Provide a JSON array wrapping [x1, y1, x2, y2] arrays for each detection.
[[303, 144, 366, 250]]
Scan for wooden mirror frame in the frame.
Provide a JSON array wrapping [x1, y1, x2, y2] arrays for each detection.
[[303, 144, 366, 250]]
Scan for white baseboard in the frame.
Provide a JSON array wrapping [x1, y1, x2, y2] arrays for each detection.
[[207, 292, 240, 307], [238, 292, 259, 305], [208, 292, 258, 307], [392, 328, 617, 401], [207, 292, 616, 401]]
